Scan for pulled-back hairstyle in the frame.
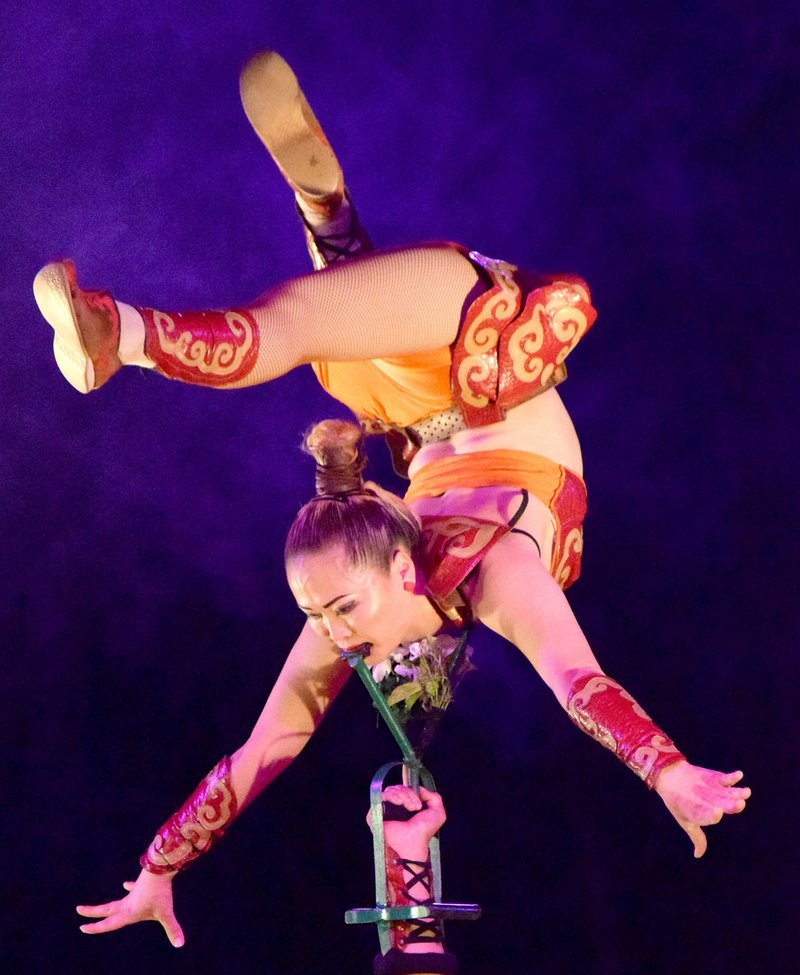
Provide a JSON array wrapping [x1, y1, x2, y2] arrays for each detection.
[[284, 419, 421, 573]]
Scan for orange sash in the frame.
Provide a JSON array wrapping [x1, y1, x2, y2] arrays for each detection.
[[409, 449, 587, 590]]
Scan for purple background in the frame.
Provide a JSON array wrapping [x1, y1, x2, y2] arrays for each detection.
[[2, 2, 797, 972]]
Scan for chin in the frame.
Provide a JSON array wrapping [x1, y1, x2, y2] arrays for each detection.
[[365, 644, 393, 666]]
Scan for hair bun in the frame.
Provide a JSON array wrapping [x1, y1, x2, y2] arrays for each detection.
[[304, 419, 366, 496]]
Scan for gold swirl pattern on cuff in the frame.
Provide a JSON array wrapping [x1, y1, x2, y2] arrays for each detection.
[[566, 674, 686, 788], [141, 756, 238, 874], [141, 307, 260, 386]]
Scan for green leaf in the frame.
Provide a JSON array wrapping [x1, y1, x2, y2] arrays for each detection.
[[386, 682, 422, 707]]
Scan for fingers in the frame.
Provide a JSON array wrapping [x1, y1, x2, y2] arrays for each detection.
[[707, 769, 749, 792], [659, 765, 754, 859], [367, 784, 421, 827], [76, 881, 184, 947], [698, 771, 751, 814], [719, 775, 751, 807], [418, 786, 443, 810], [76, 901, 120, 919], [686, 789, 728, 821], [78, 910, 184, 946], [716, 791, 749, 814], [684, 821, 708, 859], [382, 784, 423, 811], [78, 913, 131, 935], [417, 786, 446, 826], [382, 784, 444, 808], [160, 914, 185, 948], [383, 784, 446, 825], [367, 785, 447, 835]]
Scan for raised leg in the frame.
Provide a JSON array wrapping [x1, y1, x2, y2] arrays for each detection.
[[34, 245, 481, 392], [239, 51, 372, 269]]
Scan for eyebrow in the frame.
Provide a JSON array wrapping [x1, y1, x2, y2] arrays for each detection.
[[299, 593, 354, 611]]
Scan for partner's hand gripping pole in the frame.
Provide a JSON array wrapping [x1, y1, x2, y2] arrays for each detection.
[[341, 645, 480, 956]]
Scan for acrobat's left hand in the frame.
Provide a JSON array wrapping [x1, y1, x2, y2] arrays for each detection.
[[654, 761, 751, 858]]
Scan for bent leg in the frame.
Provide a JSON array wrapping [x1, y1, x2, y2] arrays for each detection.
[[239, 50, 373, 270], [35, 244, 481, 392], [223, 244, 480, 386], [142, 244, 481, 387]]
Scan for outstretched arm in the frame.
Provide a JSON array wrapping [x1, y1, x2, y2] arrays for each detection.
[[77, 621, 349, 944], [468, 532, 750, 856], [231, 620, 350, 809], [468, 531, 600, 705]]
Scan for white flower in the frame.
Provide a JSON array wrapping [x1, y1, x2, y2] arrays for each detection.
[[371, 659, 393, 683], [372, 633, 464, 689]]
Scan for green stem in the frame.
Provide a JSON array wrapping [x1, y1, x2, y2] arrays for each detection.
[[342, 649, 419, 765]]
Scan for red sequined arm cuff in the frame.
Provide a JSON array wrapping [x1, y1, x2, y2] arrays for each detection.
[[140, 756, 239, 875], [566, 673, 686, 788]]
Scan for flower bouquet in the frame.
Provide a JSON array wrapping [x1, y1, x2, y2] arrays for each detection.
[[370, 632, 474, 756]]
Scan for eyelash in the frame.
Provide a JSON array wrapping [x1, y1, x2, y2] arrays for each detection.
[[306, 602, 356, 620]]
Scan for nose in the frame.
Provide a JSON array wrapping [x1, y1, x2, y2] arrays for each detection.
[[326, 616, 353, 646]]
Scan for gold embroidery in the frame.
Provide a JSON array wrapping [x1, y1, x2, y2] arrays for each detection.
[[152, 310, 256, 377], [422, 516, 503, 561], [554, 527, 583, 588], [457, 254, 522, 408], [508, 307, 547, 384], [548, 282, 591, 343], [509, 282, 590, 390], [144, 768, 236, 868]]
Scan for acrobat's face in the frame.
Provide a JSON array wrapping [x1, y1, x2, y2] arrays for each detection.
[[286, 543, 426, 664]]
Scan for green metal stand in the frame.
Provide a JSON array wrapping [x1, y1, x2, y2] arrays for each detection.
[[341, 647, 481, 955]]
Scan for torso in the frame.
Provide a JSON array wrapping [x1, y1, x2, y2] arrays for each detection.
[[407, 388, 582, 525]]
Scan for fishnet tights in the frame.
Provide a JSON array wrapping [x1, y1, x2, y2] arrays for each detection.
[[172, 244, 479, 388]]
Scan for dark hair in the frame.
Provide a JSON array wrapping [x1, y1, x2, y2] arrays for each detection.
[[284, 419, 421, 572]]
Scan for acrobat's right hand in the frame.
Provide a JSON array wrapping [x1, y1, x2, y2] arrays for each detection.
[[367, 784, 446, 861], [76, 868, 184, 947]]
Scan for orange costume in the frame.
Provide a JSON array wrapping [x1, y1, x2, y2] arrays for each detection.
[[312, 248, 596, 599], [310, 248, 595, 435], [42, 244, 594, 602]]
